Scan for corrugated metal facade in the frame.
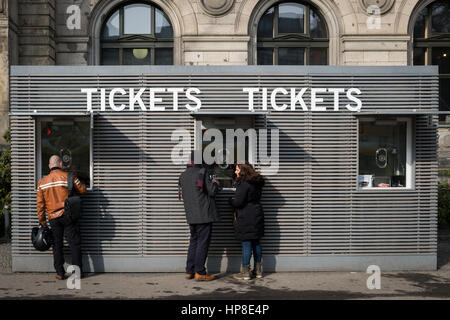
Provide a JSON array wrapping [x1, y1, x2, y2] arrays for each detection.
[[9, 66, 439, 271]]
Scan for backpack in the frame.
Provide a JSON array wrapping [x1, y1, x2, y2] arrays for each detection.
[[64, 172, 83, 223]]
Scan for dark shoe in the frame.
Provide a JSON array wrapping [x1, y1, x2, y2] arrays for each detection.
[[233, 265, 252, 280], [185, 273, 194, 280], [194, 273, 215, 281], [253, 262, 263, 279], [55, 273, 66, 280]]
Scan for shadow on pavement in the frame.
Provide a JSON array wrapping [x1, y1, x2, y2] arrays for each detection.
[[161, 279, 450, 300], [382, 272, 450, 299]]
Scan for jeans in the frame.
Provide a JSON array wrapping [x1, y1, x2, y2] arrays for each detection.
[[49, 214, 82, 275], [242, 239, 262, 267], [186, 223, 212, 275]]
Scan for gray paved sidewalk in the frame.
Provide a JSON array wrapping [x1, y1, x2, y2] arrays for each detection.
[[0, 269, 449, 300], [0, 230, 449, 300]]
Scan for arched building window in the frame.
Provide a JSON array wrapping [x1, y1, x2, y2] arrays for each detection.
[[100, 2, 174, 65], [412, 0, 450, 122], [256, 1, 328, 65]]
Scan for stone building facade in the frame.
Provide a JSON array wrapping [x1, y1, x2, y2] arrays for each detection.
[[0, 0, 449, 167]]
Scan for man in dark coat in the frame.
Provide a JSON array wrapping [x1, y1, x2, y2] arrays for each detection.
[[178, 151, 221, 281]]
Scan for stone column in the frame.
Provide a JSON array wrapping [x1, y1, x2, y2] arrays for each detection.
[[18, 0, 55, 65], [55, 0, 90, 65], [0, 0, 9, 148], [439, 128, 450, 171]]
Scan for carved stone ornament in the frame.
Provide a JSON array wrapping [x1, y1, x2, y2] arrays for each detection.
[[360, 0, 395, 15], [200, 0, 234, 16]]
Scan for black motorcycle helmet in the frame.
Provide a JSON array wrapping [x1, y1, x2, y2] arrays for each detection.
[[31, 225, 53, 251]]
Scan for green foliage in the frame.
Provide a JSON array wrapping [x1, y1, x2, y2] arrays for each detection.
[[0, 128, 11, 238], [438, 181, 450, 229], [439, 169, 450, 176]]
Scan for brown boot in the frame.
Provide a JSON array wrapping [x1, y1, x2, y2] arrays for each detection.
[[55, 273, 66, 280], [233, 265, 252, 280], [253, 262, 263, 279], [185, 273, 194, 280], [194, 273, 215, 281]]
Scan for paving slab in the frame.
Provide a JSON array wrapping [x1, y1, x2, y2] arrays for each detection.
[[0, 268, 449, 300], [0, 229, 449, 300]]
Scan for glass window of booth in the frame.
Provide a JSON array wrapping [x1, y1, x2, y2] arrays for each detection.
[[196, 117, 255, 190], [37, 117, 92, 189], [257, 1, 328, 65], [358, 117, 413, 189], [101, 2, 173, 65]]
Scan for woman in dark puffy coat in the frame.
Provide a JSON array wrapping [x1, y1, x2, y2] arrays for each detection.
[[229, 162, 265, 280]]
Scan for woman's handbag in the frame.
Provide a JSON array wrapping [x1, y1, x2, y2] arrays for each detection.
[[229, 197, 237, 226], [64, 172, 82, 223]]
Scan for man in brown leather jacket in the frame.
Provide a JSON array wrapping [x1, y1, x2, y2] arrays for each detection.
[[37, 155, 86, 279]]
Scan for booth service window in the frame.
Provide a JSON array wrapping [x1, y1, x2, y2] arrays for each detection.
[[413, 0, 450, 123], [257, 1, 328, 65], [358, 118, 413, 189], [197, 117, 254, 189], [37, 117, 92, 189], [101, 2, 173, 65]]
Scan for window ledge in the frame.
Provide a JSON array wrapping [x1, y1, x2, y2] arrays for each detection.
[[357, 187, 416, 192]]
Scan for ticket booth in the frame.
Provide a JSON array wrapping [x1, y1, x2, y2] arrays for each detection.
[[9, 65, 439, 272]]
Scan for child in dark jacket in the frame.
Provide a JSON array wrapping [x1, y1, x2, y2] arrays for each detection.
[[229, 162, 265, 280]]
